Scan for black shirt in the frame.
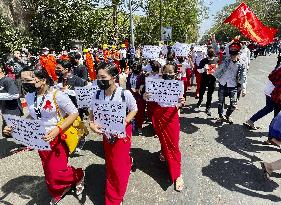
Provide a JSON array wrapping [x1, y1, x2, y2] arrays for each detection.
[[73, 65, 88, 81], [199, 57, 219, 75], [0, 76, 23, 116]]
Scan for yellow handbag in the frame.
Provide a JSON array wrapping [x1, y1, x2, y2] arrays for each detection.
[[53, 90, 89, 153]]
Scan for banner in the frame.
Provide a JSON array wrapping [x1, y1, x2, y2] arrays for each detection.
[[142, 45, 162, 59], [172, 42, 190, 57], [75, 83, 98, 108], [3, 115, 50, 150], [92, 100, 126, 136], [145, 78, 184, 104]]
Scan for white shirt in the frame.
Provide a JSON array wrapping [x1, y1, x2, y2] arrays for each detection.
[[91, 86, 137, 112], [120, 49, 127, 59], [218, 61, 239, 88], [264, 81, 275, 97], [26, 89, 78, 132]]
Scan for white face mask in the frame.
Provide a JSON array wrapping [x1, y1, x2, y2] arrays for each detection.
[[43, 51, 49, 55]]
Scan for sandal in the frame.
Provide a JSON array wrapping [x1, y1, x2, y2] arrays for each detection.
[[260, 162, 271, 180], [243, 122, 258, 130], [174, 175, 184, 192], [76, 176, 85, 196], [263, 140, 281, 148]]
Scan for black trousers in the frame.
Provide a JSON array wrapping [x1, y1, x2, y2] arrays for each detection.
[[198, 73, 216, 109]]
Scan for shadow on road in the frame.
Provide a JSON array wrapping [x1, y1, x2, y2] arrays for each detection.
[[84, 164, 106, 205], [0, 175, 49, 205], [215, 124, 278, 162], [202, 157, 281, 202], [180, 116, 218, 135], [0, 138, 20, 159], [131, 148, 172, 191]]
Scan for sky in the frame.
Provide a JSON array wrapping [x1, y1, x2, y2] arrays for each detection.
[[199, 0, 236, 38]]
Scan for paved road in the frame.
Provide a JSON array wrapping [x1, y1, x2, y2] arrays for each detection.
[[0, 55, 281, 205]]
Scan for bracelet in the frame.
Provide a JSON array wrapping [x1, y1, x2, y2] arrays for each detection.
[[56, 125, 67, 140], [57, 125, 63, 134]]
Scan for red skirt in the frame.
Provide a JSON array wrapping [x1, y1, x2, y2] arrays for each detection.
[[104, 124, 132, 205], [151, 104, 181, 182], [38, 137, 84, 199]]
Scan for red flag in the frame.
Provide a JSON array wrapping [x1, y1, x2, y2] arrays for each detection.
[[224, 2, 278, 46]]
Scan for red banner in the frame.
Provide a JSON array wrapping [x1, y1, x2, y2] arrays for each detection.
[[224, 2, 278, 46]]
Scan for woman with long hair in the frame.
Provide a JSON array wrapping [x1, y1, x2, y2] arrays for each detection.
[[89, 63, 138, 205], [4, 67, 84, 205]]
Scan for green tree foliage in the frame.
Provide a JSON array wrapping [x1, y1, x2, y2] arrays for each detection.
[[135, 0, 207, 45], [201, 0, 281, 44], [0, 0, 206, 53]]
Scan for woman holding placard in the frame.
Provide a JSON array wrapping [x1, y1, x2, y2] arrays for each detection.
[[89, 63, 138, 205], [4, 67, 84, 205], [144, 63, 185, 192]]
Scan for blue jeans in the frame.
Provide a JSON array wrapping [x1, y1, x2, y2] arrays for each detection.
[[218, 84, 237, 117], [249, 95, 274, 122]]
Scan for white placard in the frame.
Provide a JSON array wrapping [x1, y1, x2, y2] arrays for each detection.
[[172, 42, 190, 57], [145, 78, 183, 104], [3, 115, 50, 150], [92, 100, 126, 136], [161, 45, 168, 56], [142, 45, 162, 59], [75, 83, 98, 108]]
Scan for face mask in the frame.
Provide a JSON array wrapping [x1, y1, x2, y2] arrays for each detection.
[[22, 83, 37, 93], [43, 51, 49, 55], [152, 66, 159, 72], [55, 70, 62, 76], [97, 80, 111, 90], [229, 50, 239, 56], [162, 74, 175, 80]]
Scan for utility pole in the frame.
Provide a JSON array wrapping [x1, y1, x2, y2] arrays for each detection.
[[160, 0, 162, 41], [129, 0, 135, 49]]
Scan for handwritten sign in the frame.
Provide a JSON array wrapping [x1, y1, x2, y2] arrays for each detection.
[[145, 78, 183, 104], [75, 83, 98, 108], [92, 100, 126, 136], [142, 45, 161, 59], [3, 115, 50, 150], [172, 42, 190, 57]]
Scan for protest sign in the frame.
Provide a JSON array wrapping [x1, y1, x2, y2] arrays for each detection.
[[145, 78, 184, 104], [75, 83, 98, 108], [172, 42, 190, 57], [3, 115, 50, 150], [142, 45, 162, 59], [92, 100, 126, 136]]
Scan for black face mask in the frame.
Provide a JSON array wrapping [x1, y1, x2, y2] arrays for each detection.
[[22, 83, 37, 93], [132, 69, 140, 75], [162, 74, 175, 80], [55, 70, 62, 76], [97, 80, 111, 90], [152, 66, 159, 73], [229, 50, 239, 56]]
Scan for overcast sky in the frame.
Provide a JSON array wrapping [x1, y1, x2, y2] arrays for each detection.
[[199, 0, 236, 38]]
